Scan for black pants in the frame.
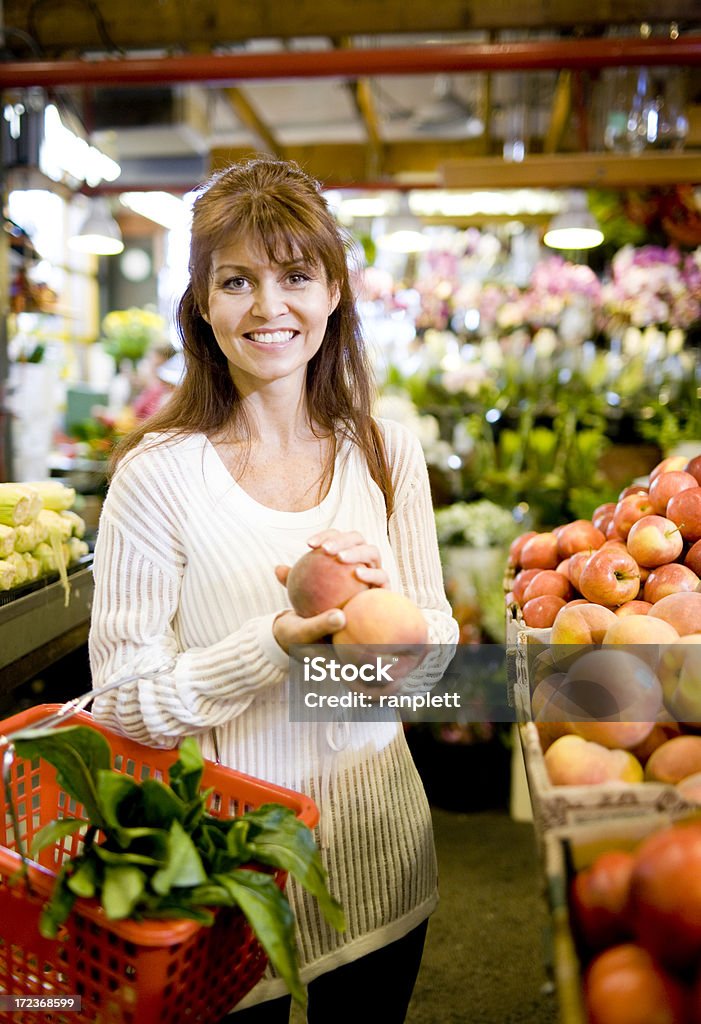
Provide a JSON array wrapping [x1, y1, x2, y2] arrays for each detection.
[[223, 918, 429, 1024]]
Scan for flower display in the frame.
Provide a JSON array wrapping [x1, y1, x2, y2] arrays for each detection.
[[600, 244, 701, 336], [100, 306, 167, 366], [434, 500, 519, 549]]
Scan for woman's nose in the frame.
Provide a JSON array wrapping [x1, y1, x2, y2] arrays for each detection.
[[251, 282, 288, 319]]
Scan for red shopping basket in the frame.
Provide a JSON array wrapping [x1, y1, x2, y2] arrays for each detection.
[[0, 705, 319, 1024]]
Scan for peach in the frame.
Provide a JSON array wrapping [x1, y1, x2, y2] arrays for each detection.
[[550, 602, 618, 648], [630, 722, 683, 767], [535, 720, 573, 753], [649, 591, 701, 636], [286, 547, 369, 617], [658, 636, 701, 721], [560, 648, 663, 724], [676, 771, 701, 803], [332, 589, 428, 676], [522, 594, 566, 628], [644, 734, 701, 784], [531, 672, 567, 718], [615, 600, 653, 617], [602, 613, 679, 671], [544, 734, 643, 786], [571, 720, 656, 750]]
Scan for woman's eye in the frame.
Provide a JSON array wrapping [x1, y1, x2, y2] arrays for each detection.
[[287, 272, 310, 285], [223, 276, 248, 290]]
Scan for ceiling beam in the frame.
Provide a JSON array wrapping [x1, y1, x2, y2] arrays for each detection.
[[222, 87, 282, 157], [440, 151, 701, 189], [7, 1, 701, 53], [543, 71, 572, 154], [3, 35, 701, 88]]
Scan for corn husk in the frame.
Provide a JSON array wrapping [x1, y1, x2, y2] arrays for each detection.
[[25, 480, 76, 512], [32, 541, 57, 575], [14, 519, 48, 553], [38, 509, 73, 542], [0, 524, 16, 557], [66, 537, 89, 564], [0, 559, 16, 590], [0, 484, 34, 526], [60, 510, 86, 539], [22, 552, 40, 581], [5, 551, 29, 587]]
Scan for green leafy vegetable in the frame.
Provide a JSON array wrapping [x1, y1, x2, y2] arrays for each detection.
[[7, 725, 345, 1005]]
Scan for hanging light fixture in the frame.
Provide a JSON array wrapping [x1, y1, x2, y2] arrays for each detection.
[[543, 190, 604, 250], [68, 197, 124, 256]]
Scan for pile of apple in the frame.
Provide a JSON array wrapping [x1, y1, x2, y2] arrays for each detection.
[[506, 452, 701, 793], [569, 820, 701, 1023]]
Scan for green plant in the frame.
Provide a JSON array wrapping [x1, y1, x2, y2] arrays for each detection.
[[9, 727, 344, 1005]]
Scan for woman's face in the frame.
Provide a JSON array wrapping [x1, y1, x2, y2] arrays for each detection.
[[205, 237, 339, 393]]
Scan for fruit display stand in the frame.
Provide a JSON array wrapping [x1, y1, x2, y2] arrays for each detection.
[[511, 625, 698, 842], [542, 812, 701, 1024]]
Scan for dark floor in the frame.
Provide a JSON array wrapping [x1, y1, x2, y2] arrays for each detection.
[[406, 808, 558, 1024]]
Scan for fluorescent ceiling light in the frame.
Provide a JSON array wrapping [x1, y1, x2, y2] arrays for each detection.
[[408, 189, 564, 218], [543, 191, 603, 250], [119, 191, 192, 230], [338, 197, 391, 218], [376, 229, 430, 254], [68, 198, 124, 256]]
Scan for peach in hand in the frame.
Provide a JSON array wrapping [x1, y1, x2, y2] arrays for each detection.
[[332, 589, 428, 680], [286, 546, 369, 618]]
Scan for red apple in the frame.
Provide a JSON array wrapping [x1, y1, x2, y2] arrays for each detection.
[[615, 600, 653, 617], [667, 486, 701, 543], [626, 514, 683, 567], [556, 519, 606, 558], [643, 563, 700, 603], [628, 821, 701, 970], [685, 454, 701, 486], [648, 470, 698, 515], [649, 591, 701, 636], [649, 455, 689, 483], [519, 532, 560, 570], [592, 502, 617, 534], [618, 484, 649, 500], [508, 530, 538, 568], [612, 493, 655, 540], [578, 548, 641, 607], [584, 943, 690, 1024], [512, 568, 543, 606], [522, 569, 573, 603], [568, 549, 594, 591], [570, 851, 635, 950], [521, 594, 567, 628], [684, 538, 701, 576]]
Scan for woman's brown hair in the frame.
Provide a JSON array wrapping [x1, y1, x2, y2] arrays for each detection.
[[110, 157, 394, 517]]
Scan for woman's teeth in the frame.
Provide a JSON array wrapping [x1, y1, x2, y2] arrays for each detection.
[[248, 331, 295, 344]]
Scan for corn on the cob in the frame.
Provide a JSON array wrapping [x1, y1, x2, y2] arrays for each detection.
[[0, 559, 16, 590], [0, 524, 16, 557], [22, 552, 40, 581], [25, 480, 76, 512], [5, 551, 28, 586], [67, 537, 89, 564], [38, 509, 73, 542], [0, 484, 34, 526], [60, 509, 86, 539], [32, 541, 57, 574], [14, 519, 48, 553]]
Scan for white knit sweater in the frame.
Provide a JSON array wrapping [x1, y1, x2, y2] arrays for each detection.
[[89, 417, 459, 1008]]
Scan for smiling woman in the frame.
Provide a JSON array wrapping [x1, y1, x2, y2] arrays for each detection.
[[88, 157, 459, 1023]]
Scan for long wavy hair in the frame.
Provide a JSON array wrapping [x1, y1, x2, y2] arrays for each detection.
[[111, 157, 394, 516]]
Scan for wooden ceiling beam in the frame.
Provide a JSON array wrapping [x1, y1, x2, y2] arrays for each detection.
[[7, 0, 701, 54], [440, 151, 701, 189], [222, 87, 282, 157], [543, 71, 572, 154]]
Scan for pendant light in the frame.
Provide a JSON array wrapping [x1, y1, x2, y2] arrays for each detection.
[[68, 197, 124, 256], [544, 191, 604, 251]]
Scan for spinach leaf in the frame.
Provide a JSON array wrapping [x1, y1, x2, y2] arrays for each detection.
[[103, 864, 146, 919], [29, 817, 89, 859]]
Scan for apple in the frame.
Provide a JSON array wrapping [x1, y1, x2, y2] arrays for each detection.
[[578, 548, 641, 607], [512, 568, 544, 606], [568, 549, 595, 591], [570, 851, 635, 950], [584, 943, 689, 1024], [522, 569, 573, 603], [685, 454, 701, 486], [519, 532, 560, 570], [551, 602, 618, 647], [592, 502, 618, 534], [618, 484, 649, 500], [684, 538, 701, 576], [649, 591, 701, 636], [643, 563, 700, 604], [628, 821, 701, 969], [522, 594, 566, 628], [626, 514, 683, 568], [667, 486, 701, 543], [649, 455, 689, 483], [508, 530, 538, 568], [556, 519, 606, 558], [648, 470, 699, 515], [612, 493, 655, 540], [615, 600, 653, 617]]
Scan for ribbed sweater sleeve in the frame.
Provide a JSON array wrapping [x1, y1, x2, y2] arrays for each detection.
[[89, 444, 288, 747]]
